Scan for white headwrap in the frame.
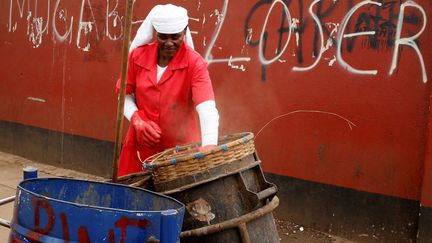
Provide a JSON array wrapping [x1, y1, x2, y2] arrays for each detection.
[[129, 4, 194, 52]]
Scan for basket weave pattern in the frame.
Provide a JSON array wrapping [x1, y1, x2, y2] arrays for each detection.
[[145, 132, 255, 184]]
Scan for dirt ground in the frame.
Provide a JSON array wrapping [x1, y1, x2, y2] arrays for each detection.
[[0, 151, 354, 242], [275, 218, 354, 243]]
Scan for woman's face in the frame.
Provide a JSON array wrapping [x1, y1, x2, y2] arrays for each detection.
[[156, 30, 185, 59]]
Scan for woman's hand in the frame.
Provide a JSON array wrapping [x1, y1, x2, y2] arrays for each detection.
[[131, 111, 162, 149], [197, 144, 217, 153]]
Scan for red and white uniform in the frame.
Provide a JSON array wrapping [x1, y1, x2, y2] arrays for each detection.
[[116, 41, 215, 176]]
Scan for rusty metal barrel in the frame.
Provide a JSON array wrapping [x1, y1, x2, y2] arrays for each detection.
[[145, 132, 280, 243]]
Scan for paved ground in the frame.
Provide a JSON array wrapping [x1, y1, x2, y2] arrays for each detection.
[[0, 151, 353, 242], [0, 151, 103, 242]]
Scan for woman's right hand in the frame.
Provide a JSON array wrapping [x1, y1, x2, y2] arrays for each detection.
[[131, 111, 162, 149]]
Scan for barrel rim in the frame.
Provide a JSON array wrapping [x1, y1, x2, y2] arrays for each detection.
[[155, 154, 261, 193], [17, 177, 185, 214]]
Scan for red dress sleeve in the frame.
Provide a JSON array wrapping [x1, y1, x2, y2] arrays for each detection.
[[115, 50, 137, 95], [191, 57, 215, 105]]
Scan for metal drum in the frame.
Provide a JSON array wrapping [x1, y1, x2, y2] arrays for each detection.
[[9, 178, 185, 242], [155, 152, 280, 243]]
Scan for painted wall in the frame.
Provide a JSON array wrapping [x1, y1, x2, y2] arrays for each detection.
[[1, 0, 432, 240]]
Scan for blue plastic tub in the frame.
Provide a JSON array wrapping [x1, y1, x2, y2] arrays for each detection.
[[9, 178, 185, 242]]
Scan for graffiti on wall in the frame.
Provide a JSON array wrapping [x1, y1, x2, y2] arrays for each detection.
[[6, 0, 428, 82], [244, 0, 427, 82], [7, 0, 123, 51]]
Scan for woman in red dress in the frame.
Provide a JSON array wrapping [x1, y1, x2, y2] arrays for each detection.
[[116, 4, 219, 176]]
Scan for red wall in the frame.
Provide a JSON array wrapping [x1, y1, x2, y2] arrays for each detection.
[[1, 0, 431, 202]]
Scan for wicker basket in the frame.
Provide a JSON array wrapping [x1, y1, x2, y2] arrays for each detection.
[[143, 132, 255, 184]]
